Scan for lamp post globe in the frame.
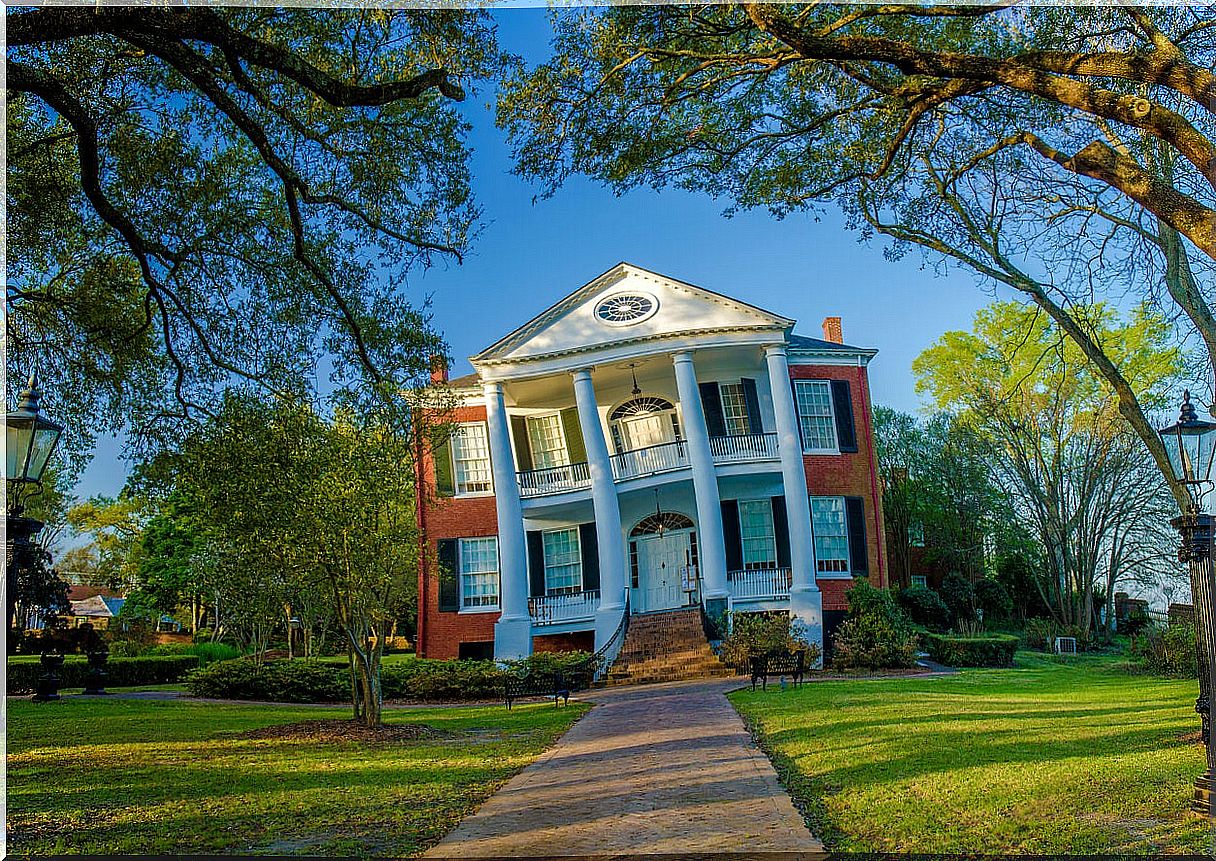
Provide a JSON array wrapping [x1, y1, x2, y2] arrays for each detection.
[[6, 371, 63, 662], [1158, 389, 1216, 816]]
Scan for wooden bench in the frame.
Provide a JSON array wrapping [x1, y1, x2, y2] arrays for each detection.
[[504, 671, 573, 709], [748, 652, 808, 691]]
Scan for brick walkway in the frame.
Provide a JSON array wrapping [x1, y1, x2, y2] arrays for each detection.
[[424, 679, 823, 857]]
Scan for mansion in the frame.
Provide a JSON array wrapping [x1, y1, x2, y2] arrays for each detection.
[[416, 263, 887, 662]]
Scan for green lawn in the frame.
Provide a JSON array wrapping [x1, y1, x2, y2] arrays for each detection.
[[730, 653, 1211, 853], [6, 696, 586, 856]]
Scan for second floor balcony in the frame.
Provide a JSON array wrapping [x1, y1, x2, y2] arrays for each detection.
[[516, 431, 779, 499]]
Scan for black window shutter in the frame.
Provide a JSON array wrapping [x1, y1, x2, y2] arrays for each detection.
[[845, 496, 868, 574], [741, 378, 763, 434], [527, 530, 546, 597], [771, 495, 791, 569], [433, 440, 455, 497], [699, 382, 727, 437], [831, 380, 858, 453], [579, 523, 599, 592], [720, 499, 743, 573], [437, 539, 459, 612], [510, 415, 533, 472]]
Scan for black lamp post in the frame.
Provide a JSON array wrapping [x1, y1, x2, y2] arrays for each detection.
[[6, 371, 63, 679], [1158, 390, 1216, 816]]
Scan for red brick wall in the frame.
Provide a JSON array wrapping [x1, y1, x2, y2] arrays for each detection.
[[789, 362, 888, 590], [417, 402, 502, 659], [533, 630, 595, 653], [817, 577, 854, 613]]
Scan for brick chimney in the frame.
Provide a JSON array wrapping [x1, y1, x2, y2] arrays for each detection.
[[822, 316, 843, 344], [429, 355, 449, 384]]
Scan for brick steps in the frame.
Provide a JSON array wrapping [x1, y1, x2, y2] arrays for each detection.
[[603, 607, 735, 686]]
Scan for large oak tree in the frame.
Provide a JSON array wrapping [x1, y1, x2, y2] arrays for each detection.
[[501, 3, 1215, 508], [7, 7, 506, 465]]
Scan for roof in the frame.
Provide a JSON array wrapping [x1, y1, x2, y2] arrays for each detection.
[[788, 333, 877, 357], [447, 372, 481, 389], [471, 262, 794, 366], [66, 585, 121, 602]]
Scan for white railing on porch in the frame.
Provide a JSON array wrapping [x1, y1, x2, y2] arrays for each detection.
[[610, 439, 690, 481], [710, 432, 779, 464], [517, 461, 591, 498], [529, 589, 600, 625], [728, 567, 792, 600]]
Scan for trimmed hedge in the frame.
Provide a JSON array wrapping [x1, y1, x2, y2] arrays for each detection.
[[923, 633, 1018, 668], [187, 652, 598, 703], [7, 655, 201, 695]]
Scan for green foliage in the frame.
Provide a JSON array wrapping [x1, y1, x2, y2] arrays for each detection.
[[832, 582, 918, 670], [7, 655, 200, 694], [188, 656, 522, 703], [147, 641, 241, 666], [974, 578, 1014, 624], [721, 612, 819, 666], [1129, 624, 1198, 678], [923, 633, 1018, 668], [896, 586, 950, 632], [9, 8, 510, 457], [939, 573, 976, 625], [127, 493, 203, 620], [505, 650, 596, 676]]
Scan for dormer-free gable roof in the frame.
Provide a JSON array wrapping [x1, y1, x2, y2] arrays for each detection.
[[471, 263, 794, 368]]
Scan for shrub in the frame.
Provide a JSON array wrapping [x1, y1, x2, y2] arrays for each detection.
[[1132, 623, 1198, 677], [508, 650, 596, 676], [939, 573, 976, 624], [923, 633, 1018, 668], [832, 581, 918, 670], [897, 586, 950, 631], [720, 612, 820, 668], [7, 655, 200, 694], [148, 641, 242, 666], [188, 656, 514, 703], [974, 579, 1014, 624], [186, 659, 349, 702]]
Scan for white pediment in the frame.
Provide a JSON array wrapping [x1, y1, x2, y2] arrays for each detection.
[[472, 263, 793, 368]]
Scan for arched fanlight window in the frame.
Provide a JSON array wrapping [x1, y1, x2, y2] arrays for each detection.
[[610, 397, 676, 422], [631, 512, 695, 536]]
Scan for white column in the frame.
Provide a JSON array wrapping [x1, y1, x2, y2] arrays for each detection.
[[672, 351, 729, 600], [765, 345, 823, 659], [483, 381, 532, 660], [572, 368, 628, 647]]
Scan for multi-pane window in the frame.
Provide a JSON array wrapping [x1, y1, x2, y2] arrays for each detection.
[[459, 537, 499, 609], [738, 499, 777, 570], [452, 422, 492, 495], [718, 383, 752, 436], [794, 381, 837, 451], [911, 575, 928, 588], [811, 497, 850, 573], [527, 414, 569, 469], [543, 528, 582, 594]]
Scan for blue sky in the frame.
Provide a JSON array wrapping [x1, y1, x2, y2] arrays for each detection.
[[73, 8, 993, 503]]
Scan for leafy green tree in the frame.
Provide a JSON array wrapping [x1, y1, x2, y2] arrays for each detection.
[[125, 493, 206, 630], [915, 301, 1181, 633], [7, 8, 506, 461], [500, 5, 1213, 508], [66, 493, 147, 591]]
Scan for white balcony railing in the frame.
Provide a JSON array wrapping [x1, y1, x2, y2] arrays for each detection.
[[517, 461, 591, 498], [728, 567, 792, 600], [529, 589, 600, 626], [610, 439, 690, 481], [709, 432, 779, 464]]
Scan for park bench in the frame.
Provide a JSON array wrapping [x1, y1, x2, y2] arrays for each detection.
[[503, 671, 573, 709], [748, 651, 808, 691]]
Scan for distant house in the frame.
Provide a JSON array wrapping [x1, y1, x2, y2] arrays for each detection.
[[25, 586, 181, 633]]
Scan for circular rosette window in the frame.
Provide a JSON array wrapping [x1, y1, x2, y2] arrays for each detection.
[[594, 292, 658, 326]]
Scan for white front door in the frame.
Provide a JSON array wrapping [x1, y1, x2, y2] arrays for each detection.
[[632, 530, 693, 613]]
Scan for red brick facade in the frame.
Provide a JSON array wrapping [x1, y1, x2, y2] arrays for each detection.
[[418, 364, 887, 657]]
